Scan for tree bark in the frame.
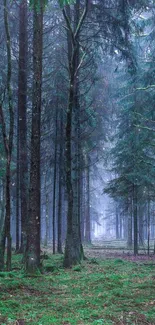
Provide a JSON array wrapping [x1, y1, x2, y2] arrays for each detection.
[[52, 101, 58, 254], [147, 195, 150, 256], [57, 110, 63, 254], [133, 186, 138, 255], [16, 115, 20, 252], [0, 0, 14, 271], [120, 215, 122, 239], [44, 192, 49, 247], [80, 171, 84, 242], [85, 155, 91, 243], [115, 202, 119, 239], [127, 200, 132, 248], [26, 0, 43, 273], [138, 202, 144, 246], [63, 0, 89, 267], [18, 0, 28, 255]]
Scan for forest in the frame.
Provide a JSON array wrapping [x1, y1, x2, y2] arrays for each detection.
[[0, 0, 155, 324]]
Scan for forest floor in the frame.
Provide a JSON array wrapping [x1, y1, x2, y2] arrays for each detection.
[[0, 246, 155, 325]]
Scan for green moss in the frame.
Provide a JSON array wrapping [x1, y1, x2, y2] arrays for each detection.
[[72, 265, 82, 272], [0, 253, 154, 324]]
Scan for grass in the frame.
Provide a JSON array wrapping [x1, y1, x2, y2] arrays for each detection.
[[0, 253, 155, 324]]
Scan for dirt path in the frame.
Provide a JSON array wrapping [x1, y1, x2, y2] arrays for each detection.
[[85, 247, 155, 263]]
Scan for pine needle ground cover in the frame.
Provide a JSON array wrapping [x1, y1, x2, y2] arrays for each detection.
[[0, 254, 155, 325]]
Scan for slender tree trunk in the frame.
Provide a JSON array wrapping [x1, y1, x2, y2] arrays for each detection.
[[18, 0, 28, 255], [61, 187, 66, 244], [52, 103, 58, 255], [0, 0, 14, 271], [80, 171, 84, 242], [5, 161, 12, 270], [44, 192, 49, 247], [74, 0, 84, 256], [4, 0, 13, 271], [0, 181, 5, 230], [116, 202, 119, 239], [0, 181, 6, 271], [133, 186, 138, 255], [85, 157, 91, 243], [138, 203, 144, 246], [120, 216, 122, 239], [127, 200, 132, 248], [57, 111, 63, 254], [26, 0, 43, 272], [147, 195, 150, 256], [16, 107, 20, 252]]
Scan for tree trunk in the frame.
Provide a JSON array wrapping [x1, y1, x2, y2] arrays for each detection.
[[116, 202, 119, 239], [57, 110, 63, 254], [0, 181, 5, 230], [0, 0, 14, 271], [18, 0, 28, 255], [5, 161, 12, 271], [120, 216, 122, 239], [44, 183, 49, 247], [26, 0, 43, 273], [133, 186, 138, 255], [138, 203, 144, 246], [63, 62, 80, 266], [16, 105, 20, 252], [85, 156, 91, 244], [80, 171, 84, 242], [63, 1, 89, 267], [61, 186, 66, 244], [52, 102, 58, 254], [0, 181, 5, 270], [147, 195, 150, 256], [127, 201, 132, 248], [75, 0, 84, 256]]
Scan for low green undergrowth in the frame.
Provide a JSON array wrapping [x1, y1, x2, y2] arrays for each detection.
[[0, 254, 155, 324]]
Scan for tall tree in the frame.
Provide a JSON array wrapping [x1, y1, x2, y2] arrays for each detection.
[[26, 0, 43, 272], [52, 98, 58, 254], [57, 108, 63, 254], [62, 0, 89, 267], [18, 0, 28, 254], [0, 0, 14, 271]]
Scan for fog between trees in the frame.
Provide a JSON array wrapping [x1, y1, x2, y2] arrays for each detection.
[[0, 0, 155, 272]]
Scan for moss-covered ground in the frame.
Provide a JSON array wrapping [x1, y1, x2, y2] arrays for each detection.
[[0, 253, 155, 324]]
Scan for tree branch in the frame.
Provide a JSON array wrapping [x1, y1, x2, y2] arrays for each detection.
[[74, 0, 89, 40], [62, 8, 75, 46]]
